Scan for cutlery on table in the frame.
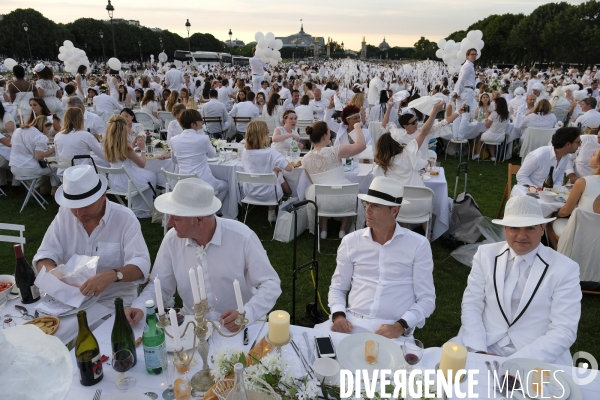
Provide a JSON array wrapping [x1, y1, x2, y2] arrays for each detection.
[[243, 327, 249, 345], [302, 331, 315, 364], [144, 392, 158, 399], [92, 389, 102, 400], [290, 340, 315, 379], [250, 318, 268, 349], [14, 305, 34, 320]]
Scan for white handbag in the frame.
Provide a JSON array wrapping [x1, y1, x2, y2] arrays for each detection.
[[272, 197, 308, 243]]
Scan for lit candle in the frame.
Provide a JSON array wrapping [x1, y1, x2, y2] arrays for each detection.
[[168, 308, 183, 351], [189, 268, 200, 304], [154, 277, 164, 316], [268, 310, 290, 345], [438, 342, 468, 382], [197, 266, 206, 300], [233, 279, 244, 314]]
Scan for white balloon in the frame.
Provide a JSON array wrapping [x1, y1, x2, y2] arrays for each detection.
[[3, 58, 17, 70], [254, 32, 264, 42], [437, 39, 447, 49], [265, 32, 275, 41], [257, 39, 267, 49], [444, 40, 455, 50], [63, 40, 74, 48], [476, 52, 481, 60], [466, 31, 477, 41], [273, 50, 281, 59], [58, 46, 65, 54], [442, 54, 451, 63], [435, 49, 445, 59], [255, 47, 265, 58], [456, 50, 466, 61], [476, 39, 485, 50], [260, 56, 269, 63], [57, 53, 65, 61], [275, 39, 283, 50], [264, 48, 273, 59], [64, 49, 73, 58], [107, 57, 121, 70], [267, 38, 276, 49], [474, 30, 483, 41]]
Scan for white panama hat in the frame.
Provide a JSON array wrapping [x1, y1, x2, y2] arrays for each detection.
[[358, 176, 409, 207], [154, 178, 221, 217], [55, 165, 108, 208], [492, 196, 555, 227]]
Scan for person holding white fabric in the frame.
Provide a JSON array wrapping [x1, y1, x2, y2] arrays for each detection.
[[323, 176, 435, 339], [451, 195, 580, 366], [125, 178, 281, 328], [452, 48, 478, 139], [33, 164, 150, 308]]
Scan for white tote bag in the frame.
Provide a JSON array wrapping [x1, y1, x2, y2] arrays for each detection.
[[273, 197, 308, 243]]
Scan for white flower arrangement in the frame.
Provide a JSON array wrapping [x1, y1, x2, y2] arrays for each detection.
[[211, 138, 227, 150], [209, 346, 247, 381]]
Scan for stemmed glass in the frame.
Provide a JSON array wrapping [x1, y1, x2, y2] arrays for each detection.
[[162, 356, 175, 400], [402, 338, 424, 372], [112, 349, 136, 390]]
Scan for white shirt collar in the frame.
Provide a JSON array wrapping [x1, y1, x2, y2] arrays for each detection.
[[507, 243, 541, 268], [184, 216, 223, 248], [361, 223, 405, 244]]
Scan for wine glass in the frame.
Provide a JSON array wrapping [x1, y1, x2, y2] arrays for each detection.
[[402, 338, 424, 372], [112, 349, 136, 390], [162, 355, 175, 400]]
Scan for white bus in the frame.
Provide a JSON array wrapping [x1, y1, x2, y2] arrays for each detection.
[[232, 56, 250, 66], [173, 50, 221, 66]]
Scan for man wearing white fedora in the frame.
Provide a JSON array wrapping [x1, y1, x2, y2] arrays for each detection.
[[126, 178, 281, 331], [33, 165, 151, 307], [322, 176, 436, 340], [451, 196, 581, 365]]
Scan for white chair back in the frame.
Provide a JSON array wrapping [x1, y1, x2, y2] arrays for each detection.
[[135, 111, 158, 133], [90, 110, 111, 124], [427, 149, 438, 161], [0, 223, 26, 251], [256, 115, 277, 136], [396, 185, 435, 240], [314, 183, 359, 252], [520, 127, 555, 159], [368, 121, 384, 154], [97, 165, 153, 212], [552, 108, 568, 123], [235, 171, 280, 223], [157, 111, 174, 129], [295, 119, 313, 135]]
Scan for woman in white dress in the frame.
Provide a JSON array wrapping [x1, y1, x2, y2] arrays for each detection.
[[120, 108, 144, 143], [75, 65, 88, 100], [264, 92, 282, 126], [166, 104, 186, 141], [473, 96, 511, 161], [548, 148, 600, 248], [518, 99, 557, 131], [7, 65, 36, 124], [103, 115, 156, 218], [271, 110, 305, 155], [33, 64, 64, 119], [54, 108, 106, 178], [368, 90, 391, 124], [139, 90, 161, 126], [303, 120, 366, 239], [107, 71, 120, 102], [243, 120, 293, 224], [117, 85, 132, 105], [295, 95, 315, 121]]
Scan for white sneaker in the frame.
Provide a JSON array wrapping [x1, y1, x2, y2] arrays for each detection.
[[472, 154, 480, 160], [268, 210, 276, 224], [490, 157, 496, 162], [339, 230, 346, 239], [320, 231, 328, 240]]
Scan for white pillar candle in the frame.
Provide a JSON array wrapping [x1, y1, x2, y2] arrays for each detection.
[[197, 265, 206, 300], [154, 277, 165, 316], [189, 268, 200, 304], [233, 279, 244, 314], [439, 342, 468, 382], [168, 308, 183, 351], [268, 310, 290, 345]]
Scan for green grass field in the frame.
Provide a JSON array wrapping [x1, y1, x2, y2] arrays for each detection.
[[1, 154, 598, 361]]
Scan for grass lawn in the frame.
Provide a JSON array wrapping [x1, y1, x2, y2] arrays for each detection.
[[1, 154, 598, 361]]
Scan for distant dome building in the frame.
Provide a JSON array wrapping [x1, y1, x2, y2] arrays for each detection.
[[378, 37, 391, 51], [277, 24, 325, 48]]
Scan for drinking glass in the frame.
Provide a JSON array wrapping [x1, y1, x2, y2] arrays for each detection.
[[402, 338, 424, 372], [162, 356, 175, 400], [498, 361, 523, 397], [428, 157, 436, 170], [112, 349, 136, 390], [173, 376, 191, 400]]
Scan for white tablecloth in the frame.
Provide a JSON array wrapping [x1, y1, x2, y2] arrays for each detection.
[[511, 184, 565, 217], [63, 316, 600, 399], [2, 296, 111, 345], [208, 159, 244, 220]]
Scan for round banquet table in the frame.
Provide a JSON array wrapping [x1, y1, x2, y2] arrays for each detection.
[[511, 184, 566, 217]]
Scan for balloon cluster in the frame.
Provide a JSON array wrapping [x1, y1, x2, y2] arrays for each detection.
[[254, 32, 283, 64], [57, 40, 90, 74], [3, 58, 18, 71], [435, 30, 484, 72]]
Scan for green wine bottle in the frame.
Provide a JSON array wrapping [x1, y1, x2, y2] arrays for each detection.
[[75, 310, 104, 386], [111, 297, 137, 367], [143, 300, 167, 374]]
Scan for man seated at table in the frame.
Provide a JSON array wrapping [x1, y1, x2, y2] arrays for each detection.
[[450, 196, 581, 365], [574, 97, 600, 129], [322, 177, 436, 339], [202, 89, 230, 139], [125, 178, 281, 331], [33, 165, 151, 307], [516, 127, 581, 187]]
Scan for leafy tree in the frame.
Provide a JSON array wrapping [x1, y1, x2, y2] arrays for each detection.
[[412, 37, 437, 60]]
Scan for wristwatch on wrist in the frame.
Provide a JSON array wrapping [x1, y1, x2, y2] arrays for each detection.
[[114, 269, 123, 282], [332, 311, 346, 322], [396, 318, 413, 336]]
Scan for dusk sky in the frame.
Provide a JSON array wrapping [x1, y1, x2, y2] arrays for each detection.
[[2, 0, 588, 51]]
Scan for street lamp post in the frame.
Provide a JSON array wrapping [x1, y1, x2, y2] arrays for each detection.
[[138, 41, 142, 63], [228, 29, 232, 48], [106, 0, 116, 57], [185, 19, 191, 51], [100, 30, 106, 61], [22, 21, 32, 60], [55, 41, 58, 59], [159, 36, 163, 52], [341, 41, 344, 58]]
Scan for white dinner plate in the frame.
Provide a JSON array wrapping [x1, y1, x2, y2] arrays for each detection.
[[510, 358, 578, 400], [207, 157, 218, 162], [165, 315, 213, 352], [39, 294, 99, 316], [336, 333, 404, 374], [104, 394, 150, 400]]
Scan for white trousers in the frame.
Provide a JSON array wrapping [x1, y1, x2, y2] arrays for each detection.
[[452, 88, 477, 139], [252, 76, 263, 93]]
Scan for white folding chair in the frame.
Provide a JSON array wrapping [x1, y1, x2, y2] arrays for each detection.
[[368, 121, 384, 155], [477, 129, 507, 165], [520, 127, 555, 159], [97, 165, 153, 214], [0, 223, 26, 251], [157, 111, 174, 140], [12, 173, 49, 213], [45, 156, 71, 170], [427, 149, 438, 162], [161, 168, 199, 235], [445, 138, 470, 162], [235, 171, 281, 224], [395, 185, 435, 241], [314, 183, 359, 252], [255, 115, 276, 137], [295, 119, 313, 134], [135, 111, 159, 135], [552, 109, 568, 123]]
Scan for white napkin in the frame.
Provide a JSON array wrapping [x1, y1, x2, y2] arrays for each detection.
[[35, 297, 75, 316]]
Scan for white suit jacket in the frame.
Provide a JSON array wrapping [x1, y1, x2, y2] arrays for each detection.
[[454, 242, 581, 366]]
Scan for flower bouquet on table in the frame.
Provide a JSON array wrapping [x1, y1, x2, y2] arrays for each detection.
[[488, 78, 502, 93], [211, 138, 227, 151]]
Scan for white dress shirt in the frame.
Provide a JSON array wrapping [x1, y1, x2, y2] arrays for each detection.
[[229, 101, 259, 132], [166, 119, 183, 141], [131, 217, 281, 322], [8, 127, 48, 169], [516, 144, 570, 187], [165, 68, 184, 91], [249, 56, 265, 76], [217, 86, 233, 104], [282, 98, 301, 110], [455, 60, 476, 96], [92, 93, 123, 115], [54, 129, 106, 176], [278, 87, 291, 101], [202, 99, 230, 135], [565, 134, 600, 178], [329, 224, 435, 329], [33, 201, 151, 307], [518, 112, 557, 130], [574, 109, 600, 129], [294, 104, 314, 121], [309, 98, 328, 120]]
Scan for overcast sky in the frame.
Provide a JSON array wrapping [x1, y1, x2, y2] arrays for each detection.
[[2, 0, 588, 51]]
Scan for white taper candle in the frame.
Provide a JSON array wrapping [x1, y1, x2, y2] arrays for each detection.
[[154, 277, 165, 316]]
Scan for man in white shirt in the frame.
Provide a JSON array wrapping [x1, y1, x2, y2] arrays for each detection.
[[282, 90, 301, 110], [66, 96, 106, 137], [514, 94, 536, 129], [516, 127, 581, 187], [278, 81, 291, 103], [150, 76, 162, 96], [451, 196, 580, 365], [309, 88, 328, 121], [574, 97, 600, 129], [33, 165, 151, 307], [367, 72, 385, 107], [452, 49, 478, 139], [165, 64, 184, 91], [202, 89, 230, 138], [566, 130, 600, 181], [229, 91, 259, 134], [125, 178, 281, 329], [217, 78, 234, 108], [325, 177, 435, 339], [249, 48, 265, 93], [92, 86, 123, 115]]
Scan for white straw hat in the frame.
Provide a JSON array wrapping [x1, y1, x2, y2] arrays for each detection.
[[357, 176, 409, 206], [55, 165, 107, 208], [492, 196, 555, 227], [154, 178, 221, 217]]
